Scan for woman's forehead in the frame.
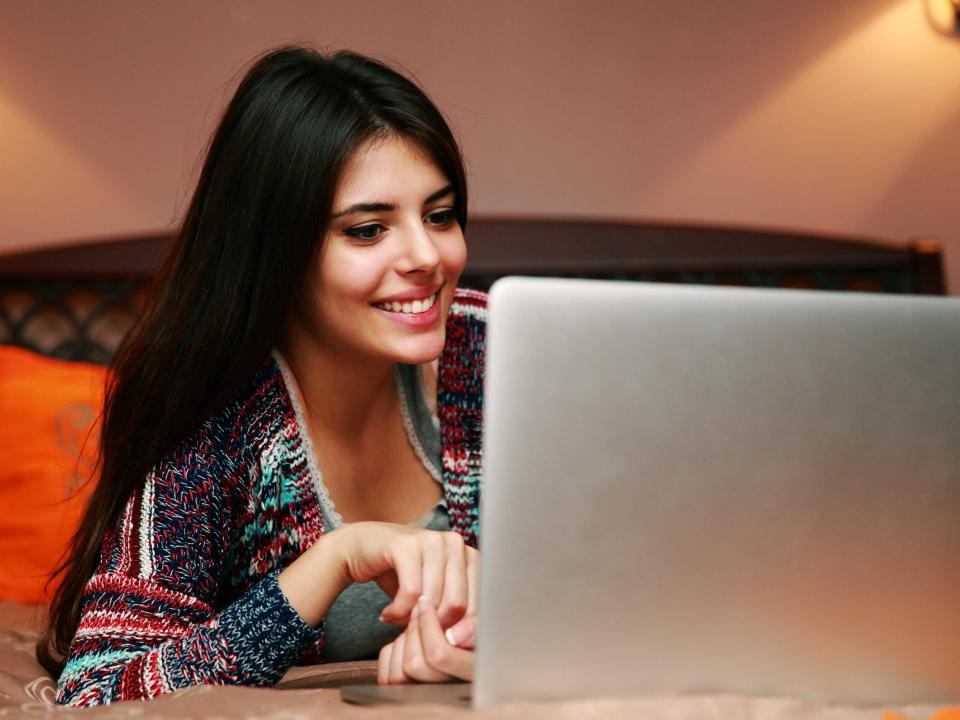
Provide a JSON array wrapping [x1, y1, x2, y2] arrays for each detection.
[[335, 135, 448, 206]]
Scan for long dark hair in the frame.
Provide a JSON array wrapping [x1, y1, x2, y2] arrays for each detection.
[[38, 45, 468, 678]]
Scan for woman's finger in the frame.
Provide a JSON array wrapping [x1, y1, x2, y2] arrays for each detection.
[[377, 642, 393, 685], [401, 599, 454, 682], [465, 547, 479, 619], [418, 532, 447, 609], [374, 570, 399, 601], [379, 540, 423, 625], [388, 630, 408, 684], [438, 533, 468, 627], [444, 614, 477, 650], [417, 598, 475, 681]]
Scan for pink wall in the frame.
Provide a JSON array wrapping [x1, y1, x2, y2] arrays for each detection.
[[1, 0, 959, 291]]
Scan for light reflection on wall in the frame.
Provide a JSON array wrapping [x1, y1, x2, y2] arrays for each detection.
[[632, 0, 960, 293], [0, 88, 146, 251]]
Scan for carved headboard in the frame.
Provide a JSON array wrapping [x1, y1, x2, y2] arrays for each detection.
[[0, 219, 945, 365]]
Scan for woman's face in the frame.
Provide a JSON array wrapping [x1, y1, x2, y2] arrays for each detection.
[[297, 134, 467, 368]]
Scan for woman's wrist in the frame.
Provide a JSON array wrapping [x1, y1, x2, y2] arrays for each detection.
[[277, 529, 352, 627]]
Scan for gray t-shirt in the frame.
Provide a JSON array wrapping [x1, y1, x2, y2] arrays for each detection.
[[313, 363, 447, 662]]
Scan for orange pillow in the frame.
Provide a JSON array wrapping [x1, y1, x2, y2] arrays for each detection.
[[0, 346, 106, 603]]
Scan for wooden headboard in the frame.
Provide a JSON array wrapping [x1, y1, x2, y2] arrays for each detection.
[[0, 218, 945, 364]]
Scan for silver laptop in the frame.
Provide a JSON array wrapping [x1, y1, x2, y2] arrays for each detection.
[[473, 277, 960, 708]]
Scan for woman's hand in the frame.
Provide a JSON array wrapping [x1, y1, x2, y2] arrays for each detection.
[[338, 522, 478, 629], [277, 522, 478, 630], [378, 596, 477, 684]]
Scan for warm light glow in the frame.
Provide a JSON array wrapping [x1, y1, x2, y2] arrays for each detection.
[[643, 0, 960, 232], [0, 89, 146, 250], [926, 0, 960, 36]]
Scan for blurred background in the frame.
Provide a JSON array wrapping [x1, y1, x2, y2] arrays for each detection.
[[1, 0, 959, 292]]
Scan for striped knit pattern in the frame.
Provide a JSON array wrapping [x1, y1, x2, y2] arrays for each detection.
[[56, 289, 487, 707], [438, 289, 487, 548]]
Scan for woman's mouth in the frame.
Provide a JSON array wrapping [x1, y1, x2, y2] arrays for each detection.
[[373, 292, 438, 315], [372, 291, 442, 327]]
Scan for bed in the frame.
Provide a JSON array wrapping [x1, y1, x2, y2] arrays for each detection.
[[0, 218, 950, 718]]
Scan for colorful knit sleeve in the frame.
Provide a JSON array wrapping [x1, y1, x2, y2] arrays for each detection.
[[439, 287, 487, 549], [55, 449, 323, 707]]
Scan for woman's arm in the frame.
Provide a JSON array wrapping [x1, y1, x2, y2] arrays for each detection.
[[58, 475, 478, 706], [56, 466, 328, 707]]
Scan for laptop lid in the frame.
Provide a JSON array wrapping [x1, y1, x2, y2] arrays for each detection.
[[474, 277, 960, 708]]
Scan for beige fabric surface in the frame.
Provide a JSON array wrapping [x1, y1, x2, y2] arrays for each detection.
[[0, 602, 950, 720]]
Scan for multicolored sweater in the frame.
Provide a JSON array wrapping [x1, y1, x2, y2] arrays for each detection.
[[56, 289, 487, 707]]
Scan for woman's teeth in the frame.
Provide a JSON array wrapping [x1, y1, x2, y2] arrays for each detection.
[[375, 292, 437, 314]]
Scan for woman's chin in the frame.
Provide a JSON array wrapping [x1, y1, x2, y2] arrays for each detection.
[[389, 334, 445, 366]]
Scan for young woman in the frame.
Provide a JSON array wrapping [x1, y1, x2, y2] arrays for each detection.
[[37, 45, 487, 706]]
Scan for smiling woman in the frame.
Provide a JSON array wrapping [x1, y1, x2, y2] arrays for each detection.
[[287, 136, 467, 372], [37, 46, 486, 707]]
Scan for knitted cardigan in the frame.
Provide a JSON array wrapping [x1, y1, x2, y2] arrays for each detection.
[[56, 288, 487, 707]]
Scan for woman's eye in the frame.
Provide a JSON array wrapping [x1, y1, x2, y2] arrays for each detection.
[[426, 210, 456, 227], [344, 224, 384, 242]]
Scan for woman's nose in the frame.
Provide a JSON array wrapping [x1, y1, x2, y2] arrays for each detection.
[[397, 222, 441, 274]]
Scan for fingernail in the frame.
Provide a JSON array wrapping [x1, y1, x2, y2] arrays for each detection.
[[445, 627, 459, 647], [417, 596, 431, 612]]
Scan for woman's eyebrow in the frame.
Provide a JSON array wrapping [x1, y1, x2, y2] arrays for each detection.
[[331, 184, 455, 219]]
